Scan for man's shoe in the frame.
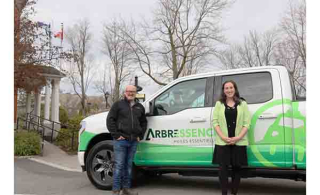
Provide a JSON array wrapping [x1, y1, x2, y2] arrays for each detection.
[[121, 188, 138, 195], [112, 190, 120, 195]]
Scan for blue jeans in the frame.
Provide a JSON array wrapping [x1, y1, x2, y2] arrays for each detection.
[[112, 139, 138, 191]]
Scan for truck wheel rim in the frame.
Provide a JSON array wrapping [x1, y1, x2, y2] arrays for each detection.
[[91, 149, 114, 185]]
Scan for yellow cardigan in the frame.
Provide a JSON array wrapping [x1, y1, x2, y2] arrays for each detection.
[[212, 100, 251, 146]]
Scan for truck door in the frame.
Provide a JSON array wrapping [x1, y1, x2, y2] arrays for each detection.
[[135, 78, 215, 167], [215, 69, 286, 168]]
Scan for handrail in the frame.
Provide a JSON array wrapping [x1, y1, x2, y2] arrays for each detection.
[[27, 113, 62, 125], [16, 114, 78, 151], [27, 113, 79, 130]]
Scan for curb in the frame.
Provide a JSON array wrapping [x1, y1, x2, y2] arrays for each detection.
[[14, 156, 37, 159], [28, 158, 82, 173]]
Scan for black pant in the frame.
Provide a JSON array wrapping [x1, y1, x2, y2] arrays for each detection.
[[219, 165, 241, 195]]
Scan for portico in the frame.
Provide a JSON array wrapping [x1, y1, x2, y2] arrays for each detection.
[[16, 65, 65, 132]]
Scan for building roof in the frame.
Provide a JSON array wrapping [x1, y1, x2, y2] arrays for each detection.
[[38, 65, 66, 78], [15, 64, 66, 91]]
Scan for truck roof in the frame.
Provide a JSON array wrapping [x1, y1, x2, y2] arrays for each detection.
[[174, 65, 287, 82]]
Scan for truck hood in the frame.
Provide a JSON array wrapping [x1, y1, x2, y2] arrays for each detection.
[[82, 111, 109, 134]]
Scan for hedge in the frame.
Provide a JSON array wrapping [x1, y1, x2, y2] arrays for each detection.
[[55, 128, 78, 153], [14, 131, 41, 156], [54, 115, 84, 154]]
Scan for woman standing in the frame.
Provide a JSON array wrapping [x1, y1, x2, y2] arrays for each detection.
[[212, 80, 251, 195]]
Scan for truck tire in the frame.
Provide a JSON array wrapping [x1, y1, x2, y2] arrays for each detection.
[[86, 140, 114, 190]]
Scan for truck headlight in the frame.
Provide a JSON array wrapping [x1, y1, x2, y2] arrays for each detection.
[[79, 121, 86, 136]]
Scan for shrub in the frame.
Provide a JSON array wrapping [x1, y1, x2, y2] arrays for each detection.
[[14, 131, 41, 156], [55, 115, 83, 153], [40, 105, 69, 125], [59, 106, 69, 125], [55, 128, 78, 154], [67, 115, 84, 130]]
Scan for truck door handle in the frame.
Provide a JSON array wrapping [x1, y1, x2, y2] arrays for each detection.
[[190, 117, 207, 123], [259, 113, 278, 119]]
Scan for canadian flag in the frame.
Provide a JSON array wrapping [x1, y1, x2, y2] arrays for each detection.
[[54, 31, 63, 40]]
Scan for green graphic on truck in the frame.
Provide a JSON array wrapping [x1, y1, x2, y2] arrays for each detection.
[[248, 99, 306, 168], [79, 100, 306, 168], [136, 100, 306, 168]]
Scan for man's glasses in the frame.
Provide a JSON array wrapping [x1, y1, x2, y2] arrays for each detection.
[[126, 90, 137, 94]]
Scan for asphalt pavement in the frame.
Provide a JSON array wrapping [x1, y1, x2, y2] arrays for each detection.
[[14, 142, 306, 195]]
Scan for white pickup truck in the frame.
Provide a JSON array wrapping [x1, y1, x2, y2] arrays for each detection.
[[77, 66, 306, 190]]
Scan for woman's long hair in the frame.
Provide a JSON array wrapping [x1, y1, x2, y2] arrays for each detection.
[[219, 80, 241, 105]]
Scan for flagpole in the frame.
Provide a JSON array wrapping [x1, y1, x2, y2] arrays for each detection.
[[61, 23, 63, 47], [49, 23, 52, 67], [59, 23, 64, 70]]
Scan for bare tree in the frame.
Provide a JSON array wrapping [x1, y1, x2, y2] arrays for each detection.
[[275, 0, 306, 96], [280, 0, 306, 68], [275, 40, 306, 95], [64, 19, 95, 116], [216, 0, 306, 96], [215, 44, 242, 70], [116, 0, 233, 85], [94, 64, 111, 109], [101, 20, 134, 102], [238, 30, 278, 67], [217, 29, 279, 69]]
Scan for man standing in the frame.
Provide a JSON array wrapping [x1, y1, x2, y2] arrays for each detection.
[[107, 85, 148, 195]]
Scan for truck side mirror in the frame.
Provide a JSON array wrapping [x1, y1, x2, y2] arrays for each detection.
[[155, 104, 167, 115], [145, 101, 154, 116]]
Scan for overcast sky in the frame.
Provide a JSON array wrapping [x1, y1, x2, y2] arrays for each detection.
[[33, 0, 291, 97]]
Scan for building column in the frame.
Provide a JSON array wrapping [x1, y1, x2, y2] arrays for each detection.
[[44, 81, 51, 121], [51, 79, 60, 123], [34, 90, 41, 117], [26, 92, 32, 115]]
